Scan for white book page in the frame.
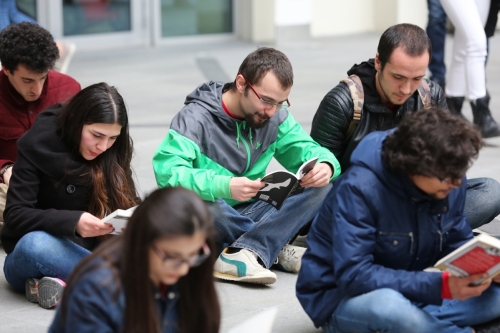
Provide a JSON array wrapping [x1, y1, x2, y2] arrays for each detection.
[[295, 157, 318, 179], [103, 206, 137, 234]]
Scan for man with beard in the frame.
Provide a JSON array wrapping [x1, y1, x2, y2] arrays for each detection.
[[310, 23, 500, 230], [153, 47, 339, 285]]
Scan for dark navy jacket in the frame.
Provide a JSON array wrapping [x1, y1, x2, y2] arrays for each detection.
[[49, 257, 180, 333], [296, 130, 472, 328]]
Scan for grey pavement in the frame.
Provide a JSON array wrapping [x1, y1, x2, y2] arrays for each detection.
[[1, 32, 500, 332]]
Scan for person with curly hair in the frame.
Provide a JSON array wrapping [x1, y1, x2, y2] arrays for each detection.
[[0, 22, 80, 235], [298, 107, 500, 332]]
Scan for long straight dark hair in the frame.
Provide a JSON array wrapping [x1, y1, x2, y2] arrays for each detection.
[[56, 82, 139, 217], [59, 187, 221, 333]]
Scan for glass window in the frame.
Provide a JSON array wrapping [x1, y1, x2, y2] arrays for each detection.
[[161, 0, 232, 37], [62, 0, 131, 36], [16, 0, 37, 20]]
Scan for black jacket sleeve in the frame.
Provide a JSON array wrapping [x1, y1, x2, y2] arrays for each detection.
[[310, 83, 354, 159], [3, 150, 84, 240]]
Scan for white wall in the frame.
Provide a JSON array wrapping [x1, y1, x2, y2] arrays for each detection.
[[311, 0, 375, 37], [275, 0, 312, 26], [311, 0, 427, 37]]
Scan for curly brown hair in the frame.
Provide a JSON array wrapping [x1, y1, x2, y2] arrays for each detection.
[[382, 107, 483, 180], [0, 22, 59, 73]]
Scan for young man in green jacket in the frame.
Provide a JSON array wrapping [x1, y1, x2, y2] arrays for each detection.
[[153, 47, 340, 285]]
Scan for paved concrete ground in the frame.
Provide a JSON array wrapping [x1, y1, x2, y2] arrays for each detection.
[[1, 32, 500, 332]]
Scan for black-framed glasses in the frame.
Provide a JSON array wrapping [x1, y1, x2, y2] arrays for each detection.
[[430, 173, 462, 186], [153, 243, 211, 269], [239, 73, 290, 110]]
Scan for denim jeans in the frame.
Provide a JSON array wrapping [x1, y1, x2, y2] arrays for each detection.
[[3, 231, 91, 292], [427, 0, 447, 86], [206, 184, 332, 268], [322, 286, 500, 333], [0, 0, 37, 31], [465, 178, 500, 229]]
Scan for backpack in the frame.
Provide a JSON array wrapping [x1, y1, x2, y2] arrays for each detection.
[[341, 75, 432, 142]]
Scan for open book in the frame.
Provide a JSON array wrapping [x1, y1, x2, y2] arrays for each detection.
[[253, 157, 318, 210], [102, 206, 137, 234], [434, 232, 500, 286]]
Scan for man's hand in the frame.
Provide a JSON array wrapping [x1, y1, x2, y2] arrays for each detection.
[[300, 163, 333, 188], [76, 212, 114, 237], [230, 177, 265, 202], [2, 166, 12, 186], [449, 273, 492, 301]]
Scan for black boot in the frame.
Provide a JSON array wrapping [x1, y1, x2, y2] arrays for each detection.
[[470, 95, 500, 138], [446, 96, 465, 116]]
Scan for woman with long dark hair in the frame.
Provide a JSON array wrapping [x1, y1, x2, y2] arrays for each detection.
[[49, 187, 220, 333], [1, 82, 140, 308]]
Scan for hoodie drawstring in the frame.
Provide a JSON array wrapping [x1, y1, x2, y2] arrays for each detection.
[[235, 122, 242, 149]]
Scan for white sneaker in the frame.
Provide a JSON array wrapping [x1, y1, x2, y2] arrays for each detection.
[[214, 248, 277, 285], [276, 244, 306, 273]]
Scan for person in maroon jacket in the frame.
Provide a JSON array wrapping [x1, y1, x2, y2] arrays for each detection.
[[0, 22, 81, 228]]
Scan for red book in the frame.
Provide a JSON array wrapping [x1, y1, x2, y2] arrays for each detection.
[[434, 233, 500, 286]]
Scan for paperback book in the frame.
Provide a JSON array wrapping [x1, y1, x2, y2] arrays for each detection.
[[253, 157, 318, 210], [102, 206, 137, 234]]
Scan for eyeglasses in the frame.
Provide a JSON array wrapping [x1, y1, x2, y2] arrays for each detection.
[[431, 173, 462, 186], [239, 73, 290, 110], [153, 243, 211, 269]]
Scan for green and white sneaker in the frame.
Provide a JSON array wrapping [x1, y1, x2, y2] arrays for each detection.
[[214, 248, 277, 285], [276, 244, 306, 273]]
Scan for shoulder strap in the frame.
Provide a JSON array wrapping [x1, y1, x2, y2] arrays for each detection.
[[417, 79, 432, 109], [341, 74, 364, 143]]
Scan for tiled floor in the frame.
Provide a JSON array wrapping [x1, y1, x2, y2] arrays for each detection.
[[1, 31, 500, 332]]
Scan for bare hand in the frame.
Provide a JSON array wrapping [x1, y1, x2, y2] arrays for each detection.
[[3, 166, 12, 186], [230, 177, 265, 202], [449, 273, 491, 301], [76, 212, 114, 237], [492, 274, 500, 284], [300, 163, 333, 188]]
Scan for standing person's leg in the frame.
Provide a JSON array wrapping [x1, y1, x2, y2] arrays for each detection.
[[3, 231, 91, 292], [464, 178, 500, 229], [427, 0, 448, 89], [323, 289, 473, 333]]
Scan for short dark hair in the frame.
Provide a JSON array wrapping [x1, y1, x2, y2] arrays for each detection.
[[230, 47, 293, 91], [377, 23, 432, 71], [382, 107, 483, 180], [0, 22, 59, 73]]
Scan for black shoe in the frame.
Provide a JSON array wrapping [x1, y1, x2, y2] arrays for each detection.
[[470, 95, 500, 138], [474, 317, 500, 333], [446, 96, 465, 116]]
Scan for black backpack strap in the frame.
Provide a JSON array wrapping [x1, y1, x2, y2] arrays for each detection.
[[341, 74, 364, 143], [417, 79, 432, 109]]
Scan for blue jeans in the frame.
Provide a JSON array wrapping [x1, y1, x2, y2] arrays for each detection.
[[322, 286, 500, 333], [206, 184, 332, 268], [0, 0, 37, 31], [465, 178, 500, 229], [3, 231, 91, 292], [427, 0, 447, 86]]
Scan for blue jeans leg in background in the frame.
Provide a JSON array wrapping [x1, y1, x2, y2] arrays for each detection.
[[465, 177, 500, 229], [3, 231, 91, 292], [427, 0, 447, 87], [207, 183, 332, 268], [322, 286, 500, 333]]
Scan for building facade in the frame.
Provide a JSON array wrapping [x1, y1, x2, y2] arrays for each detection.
[[17, 0, 428, 51]]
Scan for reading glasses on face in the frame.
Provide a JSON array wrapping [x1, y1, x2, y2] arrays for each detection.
[[153, 243, 211, 269], [238, 73, 291, 110]]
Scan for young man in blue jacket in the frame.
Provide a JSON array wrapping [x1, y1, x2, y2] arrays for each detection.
[[297, 107, 500, 332]]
